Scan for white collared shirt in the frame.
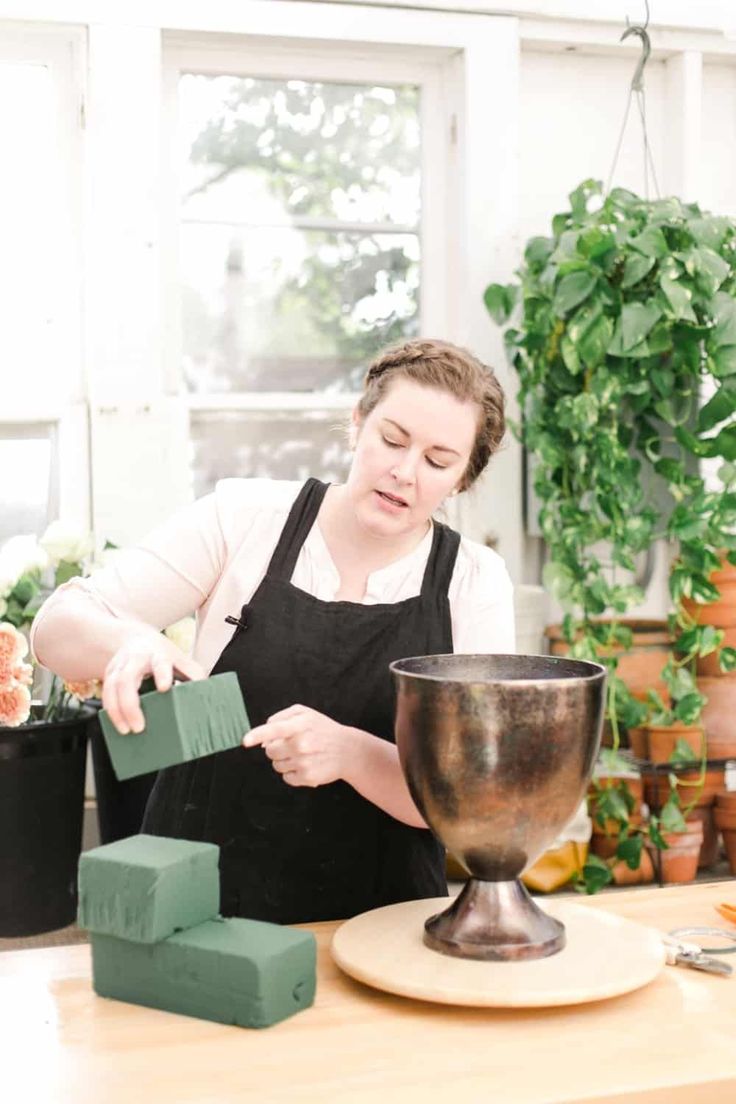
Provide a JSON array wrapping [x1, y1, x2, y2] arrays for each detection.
[[31, 478, 515, 673]]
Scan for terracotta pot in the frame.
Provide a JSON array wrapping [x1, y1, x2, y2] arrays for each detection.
[[626, 726, 649, 759], [646, 722, 704, 765], [610, 850, 655, 886], [678, 767, 724, 807], [546, 619, 672, 703], [590, 813, 645, 858], [713, 804, 736, 875], [703, 735, 736, 761], [715, 791, 736, 813], [589, 773, 643, 805], [589, 818, 653, 884], [696, 625, 736, 678], [686, 805, 720, 869], [646, 820, 703, 885], [699, 678, 736, 746], [682, 553, 736, 629], [643, 768, 723, 812]]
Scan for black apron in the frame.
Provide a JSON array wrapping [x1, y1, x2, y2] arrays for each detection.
[[142, 478, 460, 924]]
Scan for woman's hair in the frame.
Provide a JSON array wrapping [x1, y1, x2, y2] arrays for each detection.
[[357, 338, 506, 490]]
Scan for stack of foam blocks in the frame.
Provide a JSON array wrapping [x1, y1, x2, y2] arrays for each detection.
[[78, 834, 317, 1028]]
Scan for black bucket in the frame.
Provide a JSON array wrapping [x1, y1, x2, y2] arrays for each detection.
[[0, 706, 92, 937]]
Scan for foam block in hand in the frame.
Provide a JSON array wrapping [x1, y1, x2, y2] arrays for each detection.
[[99, 671, 249, 780], [90, 916, 317, 1028], [78, 834, 220, 943]]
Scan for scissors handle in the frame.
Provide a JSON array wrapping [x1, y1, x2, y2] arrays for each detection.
[[663, 936, 733, 977]]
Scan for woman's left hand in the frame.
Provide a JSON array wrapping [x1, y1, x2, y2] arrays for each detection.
[[243, 704, 354, 787]]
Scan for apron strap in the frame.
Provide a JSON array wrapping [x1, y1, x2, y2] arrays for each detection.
[[420, 521, 461, 599], [265, 478, 329, 582]]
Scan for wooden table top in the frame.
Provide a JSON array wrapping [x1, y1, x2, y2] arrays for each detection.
[[1, 881, 735, 1104]]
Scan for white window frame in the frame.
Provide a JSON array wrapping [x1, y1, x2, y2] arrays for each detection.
[[161, 37, 455, 420], [0, 25, 88, 532]]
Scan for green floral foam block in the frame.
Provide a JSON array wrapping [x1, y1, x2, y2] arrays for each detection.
[[99, 671, 249, 780], [78, 834, 220, 943], [91, 916, 317, 1028]]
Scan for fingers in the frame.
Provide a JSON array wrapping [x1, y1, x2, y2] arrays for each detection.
[[263, 738, 290, 763], [244, 716, 304, 748], [152, 656, 174, 693], [267, 703, 307, 723], [102, 659, 146, 734]]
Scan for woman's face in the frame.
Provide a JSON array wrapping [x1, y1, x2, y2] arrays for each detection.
[[345, 377, 480, 538]]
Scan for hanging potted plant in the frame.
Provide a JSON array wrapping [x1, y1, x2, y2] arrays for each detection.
[[484, 178, 736, 890]]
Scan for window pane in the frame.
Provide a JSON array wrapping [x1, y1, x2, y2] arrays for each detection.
[[178, 74, 421, 394], [180, 76, 420, 226], [190, 411, 352, 497], [0, 64, 62, 390], [181, 225, 419, 393], [0, 428, 56, 544]]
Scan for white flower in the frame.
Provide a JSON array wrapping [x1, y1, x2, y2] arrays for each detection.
[[0, 535, 49, 592], [164, 616, 196, 655], [0, 597, 6, 617], [40, 521, 94, 566]]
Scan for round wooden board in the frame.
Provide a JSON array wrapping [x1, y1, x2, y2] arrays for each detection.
[[331, 896, 666, 1007]]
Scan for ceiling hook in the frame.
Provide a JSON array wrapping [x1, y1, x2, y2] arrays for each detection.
[[621, 1, 651, 92]]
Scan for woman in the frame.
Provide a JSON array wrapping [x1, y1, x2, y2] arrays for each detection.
[[32, 339, 514, 924]]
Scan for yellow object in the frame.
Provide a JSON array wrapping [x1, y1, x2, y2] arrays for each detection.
[[716, 902, 736, 925], [522, 841, 589, 893], [446, 840, 589, 892]]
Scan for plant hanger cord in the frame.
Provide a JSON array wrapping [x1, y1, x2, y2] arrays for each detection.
[[605, 0, 661, 201]]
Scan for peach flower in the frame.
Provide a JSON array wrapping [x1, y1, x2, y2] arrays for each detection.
[[0, 623, 28, 668], [0, 682, 31, 726], [12, 662, 34, 687], [65, 678, 102, 701]]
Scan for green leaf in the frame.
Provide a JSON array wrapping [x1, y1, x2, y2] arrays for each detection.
[[616, 834, 643, 870], [568, 179, 602, 221], [688, 215, 731, 251], [484, 283, 517, 325], [654, 457, 684, 483], [719, 647, 736, 673], [655, 393, 692, 427], [54, 561, 81, 587], [711, 292, 736, 347], [10, 574, 38, 605], [697, 384, 736, 433], [659, 274, 698, 322], [609, 302, 662, 355], [712, 425, 736, 461], [553, 270, 597, 315], [711, 346, 736, 378], [560, 334, 581, 375], [669, 737, 699, 764], [660, 796, 688, 834], [579, 227, 617, 260], [674, 424, 727, 457], [542, 561, 576, 605], [630, 225, 668, 258], [581, 855, 613, 894], [621, 253, 655, 288], [689, 247, 730, 296], [524, 236, 555, 269], [674, 693, 705, 724], [697, 625, 723, 658]]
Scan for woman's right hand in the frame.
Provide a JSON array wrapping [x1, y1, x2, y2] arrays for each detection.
[[102, 633, 206, 734]]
